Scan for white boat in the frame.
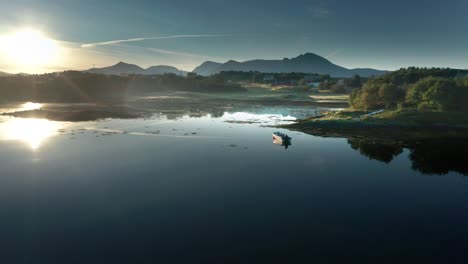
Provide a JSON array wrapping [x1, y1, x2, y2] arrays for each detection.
[[273, 131, 291, 143]]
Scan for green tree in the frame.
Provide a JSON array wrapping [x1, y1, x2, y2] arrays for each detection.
[[378, 83, 404, 109], [345, 75, 362, 88], [330, 83, 347, 94], [421, 78, 458, 111]]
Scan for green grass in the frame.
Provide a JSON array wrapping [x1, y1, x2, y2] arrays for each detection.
[[301, 108, 468, 127], [309, 94, 349, 101], [283, 108, 468, 142], [372, 109, 468, 125]]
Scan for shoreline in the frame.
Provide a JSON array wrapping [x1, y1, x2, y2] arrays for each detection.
[[281, 109, 468, 142]]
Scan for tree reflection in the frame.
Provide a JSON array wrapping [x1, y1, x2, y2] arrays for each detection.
[[409, 141, 468, 176], [348, 139, 403, 163], [347, 138, 468, 176]]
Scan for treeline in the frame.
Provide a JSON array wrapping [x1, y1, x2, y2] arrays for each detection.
[[210, 71, 331, 83], [350, 68, 468, 111], [318, 75, 363, 93], [213, 71, 366, 94], [0, 71, 246, 103]]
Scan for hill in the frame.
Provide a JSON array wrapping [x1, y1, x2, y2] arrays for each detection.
[[193, 53, 388, 77], [86, 62, 187, 76]]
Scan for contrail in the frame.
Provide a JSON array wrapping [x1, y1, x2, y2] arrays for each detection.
[[81, 34, 230, 48]]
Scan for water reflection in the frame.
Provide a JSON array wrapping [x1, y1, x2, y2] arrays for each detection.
[[348, 139, 403, 163], [0, 102, 43, 114], [21, 102, 42, 111], [409, 141, 468, 176], [222, 112, 297, 125], [347, 139, 468, 176], [0, 118, 61, 150]]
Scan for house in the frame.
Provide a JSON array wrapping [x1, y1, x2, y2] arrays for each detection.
[[303, 75, 321, 87]]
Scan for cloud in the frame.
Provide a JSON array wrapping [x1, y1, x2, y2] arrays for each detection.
[[147, 47, 205, 58], [326, 49, 344, 59], [81, 34, 230, 48], [309, 7, 330, 17], [147, 47, 224, 61]]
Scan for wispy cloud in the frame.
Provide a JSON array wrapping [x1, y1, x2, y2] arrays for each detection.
[[326, 49, 343, 59], [81, 34, 230, 48], [147, 47, 205, 58], [308, 7, 330, 17], [147, 47, 222, 60]]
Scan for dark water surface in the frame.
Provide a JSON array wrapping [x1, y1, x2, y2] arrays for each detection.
[[0, 103, 467, 263]]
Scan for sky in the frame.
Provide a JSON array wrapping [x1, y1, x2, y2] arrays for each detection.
[[0, 0, 467, 73]]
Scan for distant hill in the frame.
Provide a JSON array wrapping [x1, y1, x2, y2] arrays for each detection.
[[0, 71, 10, 76], [193, 53, 388, 77], [145, 65, 185, 75], [193, 61, 223, 76], [86, 62, 187, 76], [351, 68, 389, 77]]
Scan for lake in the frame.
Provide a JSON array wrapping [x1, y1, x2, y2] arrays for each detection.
[[0, 102, 467, 263]]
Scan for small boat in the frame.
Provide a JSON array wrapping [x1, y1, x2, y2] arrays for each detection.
[[273, 131, 291, 142], [273, 132, 292, 149], [273, 132, 291, 142]]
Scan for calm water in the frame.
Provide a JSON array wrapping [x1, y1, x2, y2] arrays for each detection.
[[0, 103, 467, 263]]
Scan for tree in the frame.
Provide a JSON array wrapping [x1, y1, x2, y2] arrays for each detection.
[[345, 75, 362, 88], [421, 78, 458, 111], [406, 76, 439, 105], [330, 83, 347, 94], [318, 80, 336, 91], [406, 77, 463, 111], [350, 69, 468, 112], [187, 72, 198, 79], [378, 83, 405, 109]]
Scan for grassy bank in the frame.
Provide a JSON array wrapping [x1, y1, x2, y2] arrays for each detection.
[[283, 109, 468, 141]]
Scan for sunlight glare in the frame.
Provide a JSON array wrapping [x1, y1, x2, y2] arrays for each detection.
[[0, 29, 59, 68], [0, 118, 61, 150], [21, 102, 43, 111]]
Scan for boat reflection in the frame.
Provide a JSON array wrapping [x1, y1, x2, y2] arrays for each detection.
[[0, 117, 61, 150]]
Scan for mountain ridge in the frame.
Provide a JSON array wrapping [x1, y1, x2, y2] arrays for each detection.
[[86, 62, 188, 76], [193, 53, 388, 77]]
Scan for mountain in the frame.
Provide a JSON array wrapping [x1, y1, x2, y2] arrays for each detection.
[[87, 62, 145, 75], [0, 71, 10, 76], [193, 53, 388, 77], [145, 65, 183, 75], [87, 62, 187, 76], [192, 61, 223, 76], [351, 68, 388, 77]]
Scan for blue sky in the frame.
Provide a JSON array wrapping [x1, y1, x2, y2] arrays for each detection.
[[0, 0, 467, 72]]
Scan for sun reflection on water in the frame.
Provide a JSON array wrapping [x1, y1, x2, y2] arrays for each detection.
[[21, 102, 42, 111], [0, 118, 61, 150]]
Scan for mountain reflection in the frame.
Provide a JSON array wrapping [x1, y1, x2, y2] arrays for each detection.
[[347, 139, 468, 176]]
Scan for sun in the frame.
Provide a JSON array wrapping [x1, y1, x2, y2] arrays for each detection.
[[0, 29, 59, 68]]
